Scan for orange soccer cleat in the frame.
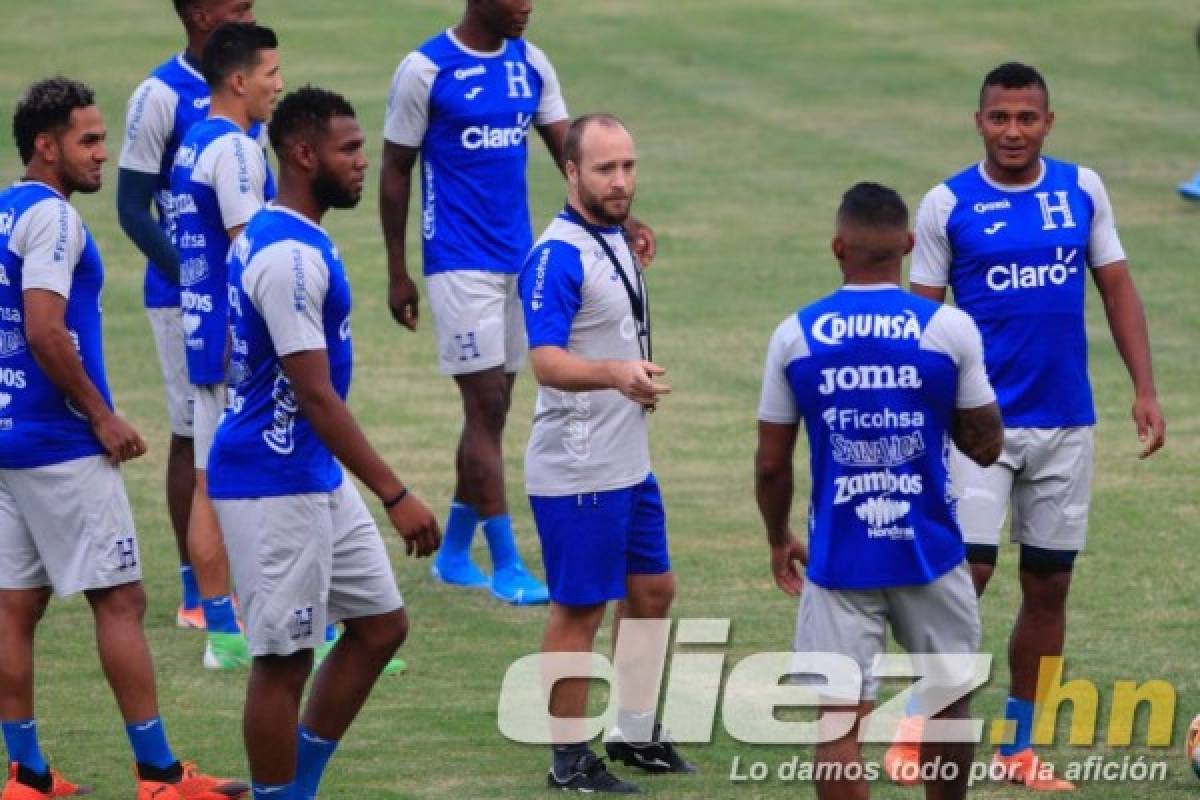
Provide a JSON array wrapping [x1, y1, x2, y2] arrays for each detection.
[[2, 763, 92, 799], [883, 715, 925, 786], [175, 605, 206, 631], [136, 762, 248, 800], [992, 749, 1076, 792]]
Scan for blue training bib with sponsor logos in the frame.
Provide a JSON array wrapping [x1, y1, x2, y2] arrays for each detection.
[[786, 288, 963, 589]]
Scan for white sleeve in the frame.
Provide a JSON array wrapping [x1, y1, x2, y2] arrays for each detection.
[[243, 241, 330, 356], [1078, 167, 1126, 268], [757, 315, 807, 424], [206, 134, 268, 230], [11, 198, 85, 298], [525, 41, 569, 126], [118, 78, 177, 174], [923, 306, 995, 409], [383, 52, 437, 147], [908, 184, 956, 288]]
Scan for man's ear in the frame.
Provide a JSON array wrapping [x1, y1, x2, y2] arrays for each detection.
[[33, 131, 59, 166], [831, 233, 846, 262], [905, 230, 915, 256]]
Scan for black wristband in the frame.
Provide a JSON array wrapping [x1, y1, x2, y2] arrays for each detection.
[[382, 487, 408, 509]]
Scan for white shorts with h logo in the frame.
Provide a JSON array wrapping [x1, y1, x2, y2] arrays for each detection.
[[426, 270, 525, 376]]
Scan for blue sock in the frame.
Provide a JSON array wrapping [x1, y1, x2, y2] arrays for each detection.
[[201, 595, 240, 634], [180, 565, 201, 610], [324, 624, 338, 644], [125, 717, 176, 770], [999, 696, 1036, 756], [295, 726, 338, 800], [482, 514, 519, 572], [252, 782, 295, 800], [2, 719, 48, 775], [438, 501, 479, 562]]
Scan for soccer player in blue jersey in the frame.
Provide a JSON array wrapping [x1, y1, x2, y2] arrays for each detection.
[[169, 21, 280, 670], [756, 182, 1004, 800], [885, 63, 1166, 791], [0, 76, 248, 800], [380, 0, 654, 605], [520, 114, 691, 794], [209, 87, 440, 800], [117, 0, 257, 632]]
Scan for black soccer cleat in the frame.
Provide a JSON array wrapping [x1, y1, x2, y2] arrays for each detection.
[[604, 724, 698, 775], [547, 751, 641, 794]]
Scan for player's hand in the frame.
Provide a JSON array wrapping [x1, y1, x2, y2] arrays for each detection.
[[624, 216, 656, 268], [612, 360, 671, 408], [93, 411, 147, 464], [387, 490, 441, 557], [770, 534, 807, 597], [387, 275, 420, 332], [1132, 393, 1165, 459]]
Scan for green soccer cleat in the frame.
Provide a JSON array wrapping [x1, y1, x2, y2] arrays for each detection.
[[202, 632, 250, 670], [313, 630, 407, 676]]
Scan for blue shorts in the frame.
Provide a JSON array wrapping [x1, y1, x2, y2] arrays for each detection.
[[529, 473, 671, 607]]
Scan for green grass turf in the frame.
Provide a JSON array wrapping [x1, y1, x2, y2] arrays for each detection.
[[1, 1, 1198, 797]]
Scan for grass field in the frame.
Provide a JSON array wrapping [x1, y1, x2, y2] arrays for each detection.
[[1, 1, 1198, 797]]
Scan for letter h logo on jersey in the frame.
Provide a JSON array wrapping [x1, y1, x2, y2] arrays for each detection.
[[290, 606, 314, 641], [115, 537, 138, 570], [455, 331, 481, 362], [1035, 191, 1076, 230]]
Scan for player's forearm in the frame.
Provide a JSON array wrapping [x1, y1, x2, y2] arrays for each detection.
[[1100, 273, 1158, 398], [529, 346, 622, 392], [26, 318, 113, 425], [755, 464, 794, 548], [295, 387, 405, 501], [117, 168, 180, 283], [379, 151, 415, 282]]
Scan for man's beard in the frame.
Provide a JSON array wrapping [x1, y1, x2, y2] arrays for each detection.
[[580, 186, 632, 227], [313, 168, 359, 210]]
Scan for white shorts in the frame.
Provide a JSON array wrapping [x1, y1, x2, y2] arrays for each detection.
[[792, 562, 980, 703], [0, 455, 141, 597], [953, 426, 1094, 552], [426, 270, 525, 376], [215, 480, 404, 657], [147, 307, 194, 437], [192, 383, 225, 470]]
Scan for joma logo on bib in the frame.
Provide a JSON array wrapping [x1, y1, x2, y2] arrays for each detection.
[[818, 364, 922, 396]]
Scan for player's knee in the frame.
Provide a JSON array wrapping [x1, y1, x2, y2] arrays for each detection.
[[352, 609, 409, 657], [89, 582, 148, 624]]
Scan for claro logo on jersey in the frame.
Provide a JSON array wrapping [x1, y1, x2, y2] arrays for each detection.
[[817, 364, 922, 396], [461, 112, 532, 151], [811, 310, 921, 346], [987, 247, 1079, 292]]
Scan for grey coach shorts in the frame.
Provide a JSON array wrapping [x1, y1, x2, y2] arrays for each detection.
[[0, 455, 141, 597], [215, 480, 404, 657], [792, 562, 980, 703], [191, 383, 225, 470], [953, 426, 1094, 552], [147, 307, 194, 437]]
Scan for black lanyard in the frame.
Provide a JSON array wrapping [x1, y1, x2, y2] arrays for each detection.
[[563, 204, 652, 361]]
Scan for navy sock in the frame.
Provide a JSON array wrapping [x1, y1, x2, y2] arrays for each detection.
[[180, 565, 201, 610], [437, 502, 479, 562], [125, 717, 176, 770], [482, 514, 519, 572], [2, 718, 48, 775], [295, 726, 338, 800], [999, 696, 1036, 756], [201, 595, 240, 634], [252, 782, 295, 799], [552, 742, 590, 776]]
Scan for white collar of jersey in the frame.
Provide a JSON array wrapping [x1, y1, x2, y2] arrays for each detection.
[[975, 158, 1046, 193], [13, 179, 64, 199], [445, 28, 506, 58], [175, 52, 204, 82], [266, 201, 326, 235], [840, 283, 899, 291]]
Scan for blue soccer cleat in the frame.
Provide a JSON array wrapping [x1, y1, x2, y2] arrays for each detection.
[[430, 556, 490, 589], [490, 563, 549, 605], [1177, 171, 1200, 201]]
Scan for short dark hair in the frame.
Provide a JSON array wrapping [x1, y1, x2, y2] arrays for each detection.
[[268, 86, 356, 154], [201, 22, 277, 89], [563, 112, 627, 166], [980, 62, 1049, 107], [836, 182, 908, 230], [172, 0, 198, 16], [12, 76, 96, 165]]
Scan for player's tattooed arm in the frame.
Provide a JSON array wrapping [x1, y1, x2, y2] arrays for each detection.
[[755, 421, 806, 596], [952, 401, 1003, 468], [379, 141, 421, 331]]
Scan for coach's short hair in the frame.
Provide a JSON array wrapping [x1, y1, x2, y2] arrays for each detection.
[[12, 76, 95, 165], [563, 112, 627, 166], [268, 86, 356, 154], [201, 22, 277, 89], [980, 62, 1049, 106], [836, 182, 908, 230]]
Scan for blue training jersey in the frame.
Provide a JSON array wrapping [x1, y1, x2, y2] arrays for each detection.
[[170, 116, 274, 386], [208, 205, 353, 499], [758, 286, 995, 589], [0, 182, 111, 468], [120, 53, 267, 309], [384, 30, 569, 275], [910, 158, 1126, 428]]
